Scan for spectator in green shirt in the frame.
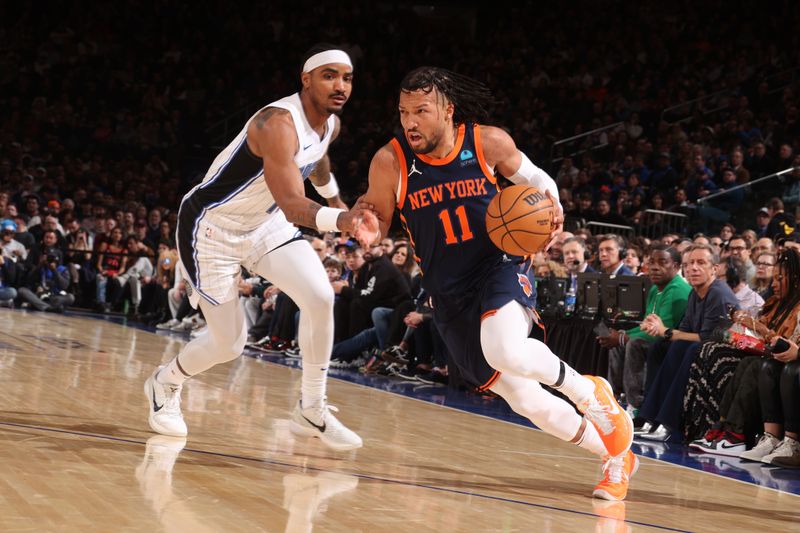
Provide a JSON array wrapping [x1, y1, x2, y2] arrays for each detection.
[[598, 244, 691, 419]]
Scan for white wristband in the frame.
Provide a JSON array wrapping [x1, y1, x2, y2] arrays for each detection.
[[314, 172, 340, 199], [508, 151, 562, 212], [315, 207, 345, 232]]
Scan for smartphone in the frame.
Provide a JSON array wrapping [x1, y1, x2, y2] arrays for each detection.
[[593, 321, 611, 337], [772, 338, 790, 355]]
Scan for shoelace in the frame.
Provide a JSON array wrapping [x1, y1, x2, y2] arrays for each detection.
[[603, 456, 626, 484], [582, 399, 614, 435], [163, 384, 183, 415]]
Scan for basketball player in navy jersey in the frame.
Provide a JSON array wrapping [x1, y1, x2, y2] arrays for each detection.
[[357, 67, 636, 500], [143, 44, 377, 452]]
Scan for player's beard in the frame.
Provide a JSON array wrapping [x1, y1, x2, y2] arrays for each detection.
[[410, 128, 444, 155]]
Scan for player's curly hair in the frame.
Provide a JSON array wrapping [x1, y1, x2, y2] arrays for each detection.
[[399, 66, 494, 125]]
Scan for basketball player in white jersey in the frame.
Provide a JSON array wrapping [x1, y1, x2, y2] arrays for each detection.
[[144, 44, 377, 451]]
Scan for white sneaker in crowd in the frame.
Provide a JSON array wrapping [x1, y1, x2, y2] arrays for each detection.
[[740, 433, 781, 462]]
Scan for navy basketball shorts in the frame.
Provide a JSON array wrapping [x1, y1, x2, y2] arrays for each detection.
[[432, 260, 538, 391]]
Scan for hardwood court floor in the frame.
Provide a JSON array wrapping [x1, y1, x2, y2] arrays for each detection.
[[0, 309, 798, 532]]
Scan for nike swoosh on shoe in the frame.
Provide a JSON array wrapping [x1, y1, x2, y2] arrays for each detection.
[[152, 388, 163, 413], [302, 414, 326, 433]]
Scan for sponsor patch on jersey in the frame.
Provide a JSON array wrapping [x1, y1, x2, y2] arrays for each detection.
[[460, 149, 474, 160]]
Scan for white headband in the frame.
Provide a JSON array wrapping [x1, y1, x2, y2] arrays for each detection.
[[302, 50, 353, 73]]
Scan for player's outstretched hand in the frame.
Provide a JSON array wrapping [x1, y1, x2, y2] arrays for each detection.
[[336, 203, 380, 247], [542, 190, 564, 252], [353, 210, 380, 248]]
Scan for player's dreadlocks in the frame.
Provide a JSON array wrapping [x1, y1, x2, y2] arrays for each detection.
[[762, 246, 800, 331], [400, 67, 494, 125]]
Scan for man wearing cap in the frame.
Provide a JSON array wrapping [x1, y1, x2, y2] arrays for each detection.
[[765, 197, 796, 240], [1, 219, 27, 263], [143, 43, 376, 452], [755, 207, 771, 238]]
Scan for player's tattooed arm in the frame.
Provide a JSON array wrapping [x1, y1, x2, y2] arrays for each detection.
[[252, 107, 290, 132]]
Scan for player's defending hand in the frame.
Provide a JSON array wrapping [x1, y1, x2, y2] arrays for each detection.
[[542, 190, 564, 252], [336, 204, 380, 247]]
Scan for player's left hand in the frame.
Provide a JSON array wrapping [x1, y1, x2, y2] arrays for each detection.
[[542, 190, 564, 252]]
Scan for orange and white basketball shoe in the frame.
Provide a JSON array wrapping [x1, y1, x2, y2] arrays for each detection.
[[593, 450, 639, 501], [578, 376, 633, 457]]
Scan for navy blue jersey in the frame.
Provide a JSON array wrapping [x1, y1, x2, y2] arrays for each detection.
[[392, 123, 505, 296]]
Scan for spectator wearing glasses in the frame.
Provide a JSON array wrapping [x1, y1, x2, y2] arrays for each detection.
[[752, 252, 776, 300], [726, 235, 755, 283]]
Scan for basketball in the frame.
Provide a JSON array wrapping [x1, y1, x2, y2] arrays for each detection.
[[485, 185, 555, 256]]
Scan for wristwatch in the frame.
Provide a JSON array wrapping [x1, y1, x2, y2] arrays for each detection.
[[664, 328, 674, 340]]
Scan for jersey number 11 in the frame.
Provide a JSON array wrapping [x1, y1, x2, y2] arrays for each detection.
[[438, 205, 474, 245]]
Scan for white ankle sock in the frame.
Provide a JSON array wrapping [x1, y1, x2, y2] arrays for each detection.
[[301, 362, 328, 409], [575, 420, 608, 457], [552, 361, 595, 404], [156, 357, 191, 386]]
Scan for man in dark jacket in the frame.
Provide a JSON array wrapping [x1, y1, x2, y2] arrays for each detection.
[[16, 247, 75, 312], [334, 242, 411, 337]]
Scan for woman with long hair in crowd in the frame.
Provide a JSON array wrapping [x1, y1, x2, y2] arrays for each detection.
[[738, 249, 800, 466], [686, 248, 800, 454]]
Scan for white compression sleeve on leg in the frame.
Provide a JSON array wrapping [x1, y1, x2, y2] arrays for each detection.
[[507, 152, 562, 211]]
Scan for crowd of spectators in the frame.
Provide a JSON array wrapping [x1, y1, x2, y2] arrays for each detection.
[[2, 0, 800, 472]]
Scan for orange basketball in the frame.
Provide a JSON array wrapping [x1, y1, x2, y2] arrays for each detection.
[[486, 185, 555, 256]]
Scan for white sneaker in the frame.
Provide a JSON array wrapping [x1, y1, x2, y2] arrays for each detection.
[[156, 318, 180, 330], [762, 437, 800, 465], [289, 400, 362, 451], [740, 433, 781, 462], [144, 366, 188, 437]]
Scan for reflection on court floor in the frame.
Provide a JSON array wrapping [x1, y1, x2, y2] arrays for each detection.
[[0, 308, 798, 532]]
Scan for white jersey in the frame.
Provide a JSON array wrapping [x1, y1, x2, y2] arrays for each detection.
[[180, 92, 335, 232]]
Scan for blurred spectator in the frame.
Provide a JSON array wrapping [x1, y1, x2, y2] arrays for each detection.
[[726, 235, 755, 282], [623, 245, 643, 275], [562, 237, 595, 274], [597, 234, 634, 275], [751, 252, 776, 300], [601, 245, 690, 419], [16, 248, 74, 313], [1, 219, 27, 264], [95, 227, 128, 312], [724, 257, 764, 313], [637, 244, 739, 441], [766, 198, 797, 240]]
